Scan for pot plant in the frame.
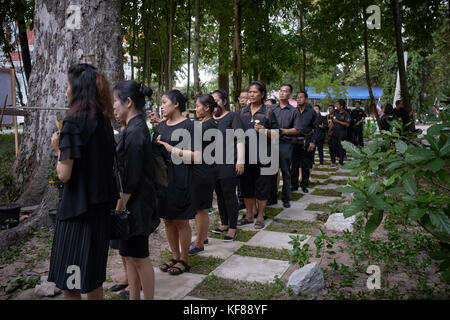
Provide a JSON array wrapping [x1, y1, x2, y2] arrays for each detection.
[[0, 157, 20, 230]]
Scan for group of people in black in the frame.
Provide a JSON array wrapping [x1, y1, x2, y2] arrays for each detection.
[[48, 63, 377, 300]]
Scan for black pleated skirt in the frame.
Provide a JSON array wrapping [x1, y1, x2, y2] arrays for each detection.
[[48, 203, 111, 294]]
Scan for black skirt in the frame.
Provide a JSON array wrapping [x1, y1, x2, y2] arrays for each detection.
[[48, 203, 111, 294]]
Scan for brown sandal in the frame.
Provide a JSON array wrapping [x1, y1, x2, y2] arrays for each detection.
[[254, 220, 265, 230], [159, 258, 177, 272]]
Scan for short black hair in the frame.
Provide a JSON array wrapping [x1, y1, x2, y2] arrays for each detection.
[[384, 103, 394, 115], [249, 81, 267, 101], [355, 100, 361, 105], [314, 104, 321, 109], [337, 99, 346, 108], [114, 80, 153, 113], [280, 84, 293, 93], [395, 99, 402, 106], [297, 90, 308, 98], [211, 89, 230, 111], [240, 89, 248, 93], [267, 98, 277, 105]]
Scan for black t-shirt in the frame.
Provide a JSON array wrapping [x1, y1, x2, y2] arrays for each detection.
[[330, 111, 351, 139], [295, 106, 320, 143], [214, 111, 244, 179], [271, 103, 301, 143], [193, 118, 218, 179], [393, 108, 410, 127], [351, 109, 367, 127], [57, 111, 118, 221], [239, 104, 279, 164]]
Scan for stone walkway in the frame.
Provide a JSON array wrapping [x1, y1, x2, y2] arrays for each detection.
[[148, 148, 356, 300]]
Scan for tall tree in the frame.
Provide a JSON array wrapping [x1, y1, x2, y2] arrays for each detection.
[[165, 0, 176, 90], [14, 0, 124, 208], [193, 0, 200, 96], [232, 0, 242, 105]]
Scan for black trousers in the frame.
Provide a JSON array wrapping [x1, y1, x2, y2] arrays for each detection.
[[352, 125, 364, 146], [313, 139, 325, 165], [291, 139, 313, 189], [329, 135, 346, 165], [215, 176, 239, 229], [270, 143, 293, 202]]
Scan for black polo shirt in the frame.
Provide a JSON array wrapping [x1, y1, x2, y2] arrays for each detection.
[[239, 104, 279, 163], [351, 108, 367, 127], [271, 103, 301, 143], [295, 106, 320, 144], [330, 110, 351, 139]]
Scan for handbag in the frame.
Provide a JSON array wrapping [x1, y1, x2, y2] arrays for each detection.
[[110, 155, 131, 240]]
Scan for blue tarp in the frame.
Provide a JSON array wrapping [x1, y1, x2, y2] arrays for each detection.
[[306, 86, 382, 100]]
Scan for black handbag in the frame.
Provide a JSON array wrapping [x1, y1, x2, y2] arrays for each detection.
[[110, 155, 130, 240]]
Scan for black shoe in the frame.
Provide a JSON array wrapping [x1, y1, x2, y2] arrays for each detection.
[[212, 228, 228, 234], [283, 201, 291, 208], [302, 187, 309, 193], [223, 234, 236, 242], [110, 283, 128, 292], [118, 289, 130, 299]]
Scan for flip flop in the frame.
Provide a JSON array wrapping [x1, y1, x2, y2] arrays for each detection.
[[237, 218, 254, 226], [168, 260, 191, 276], [159, 258, 177, 272], [254, 220, 265, 230]]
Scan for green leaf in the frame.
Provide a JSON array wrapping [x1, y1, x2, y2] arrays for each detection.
[[365, 212, 383, 235], [336, 186, 356, 193], [405, 147, 435, 163], [424, 135, 439, 152], [385, 161, 404, 172], [429, 210, 450, 234], [427, 124, 444, 136], [440, 138, 450, 158], [369, 160, 379, 171], [367, 194, 389, 211], [343, 200, 365, 218], [427, 158, 445, 173], [395, 140, 408, 154], [408, 208, 426, 221], [383, 174, 399, 187], [367, 182, 380, 196], [343, 159, 362, 169], [403, 175, 417, 195], [341, 141, 363, 158]]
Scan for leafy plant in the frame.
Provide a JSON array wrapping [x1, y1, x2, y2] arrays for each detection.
[[288, 235, 311, 268], [0, 156, 18, 207]]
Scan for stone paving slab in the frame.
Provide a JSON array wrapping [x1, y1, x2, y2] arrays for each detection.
[[211, 255, 290, 283], [276, 195, 341, 221], [246, 230, 310, 250], [154, 268, 206, 300], [194, 237, 245, 260], [276, 209, 321, 221]]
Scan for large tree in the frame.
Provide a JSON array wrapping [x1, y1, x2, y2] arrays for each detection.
[[13, 0, 124, 210]]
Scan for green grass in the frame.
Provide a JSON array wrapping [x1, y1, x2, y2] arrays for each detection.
[[305, 200, 346, 222], [160, 248, 224, 275], [310, 188, 342, 197], [266, 219, 322, 235], [103, 288, 129, 300], [264, 207, 284, 219], [309, 179, 348, 188], [0, 133, 21, 159], [278, 191, 304, 201], [312, 167, 339, 172], [208, 228, 257, 242], [234, 245, 291, 261], [189, 274, 290, 300], [311, 173, 331, 179]]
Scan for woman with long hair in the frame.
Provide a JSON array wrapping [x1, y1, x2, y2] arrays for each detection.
[[154, 90, 199, 275], [112, 80, 159, 300], [210, 89, 244, 241], [48, 63, 117, 300], [237, 81, 279, 230], [189, 94, 218, 254]]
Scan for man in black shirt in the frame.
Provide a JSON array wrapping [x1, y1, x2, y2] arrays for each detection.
[[268, 84, 301, 208], [313, 105, 328, 167], [393, 99, 411, 130], [350, 101, 367, 146], [290, 91, 319, 193], [329, 99, 351, 167]]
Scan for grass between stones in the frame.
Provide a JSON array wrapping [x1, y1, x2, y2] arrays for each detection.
[[309, 179, 348, 188], [160, 248, 224, 275], [312, 167, 339, 172], [266, 219, 323, 236], [189, 274, 291, 300], [311, 173, 331, 179], [234, 245, 291, 261], [305, 199, 346, 222], [310, 188, 343, 197], [208, 229, 257, 242], [278, 191, 304, 201]]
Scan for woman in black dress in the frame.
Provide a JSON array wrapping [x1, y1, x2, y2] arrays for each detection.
[[189, 94, 219, 254], [154, 90, 198, 275], [48, 64, 117, 300], [112, 80, 159, 300], [380, 103, 395, 131], [211, 89, 244, 241], [237, 81, 279, 230]]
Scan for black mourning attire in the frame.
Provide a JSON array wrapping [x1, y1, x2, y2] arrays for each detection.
[[351, 108, 367, 146], [214, 112, 243, 229], [153, 119, 196, 220], [291, 106, 319, 190], [116, 114, 159, 258], [193, 118, 218, 210], [270, 103, 301, 202], [328, 110, 351, 165], [239, 104, 279, 200], [393, 107, 410, 129], [48, 111, 117, 294], [313, 113, 328, 165]]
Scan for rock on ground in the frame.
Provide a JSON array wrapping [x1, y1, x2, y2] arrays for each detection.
[[287, 262, 325, 294], [324, 212, 356, 232], [34, 276, 61, 297]]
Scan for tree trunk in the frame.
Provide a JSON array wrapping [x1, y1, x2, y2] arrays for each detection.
[[232, 0, 242, 108], [186, 0, 192, 107], [193, 0, 200, 96], [363, 15, 380, 127], [299, 2, 306, 91], [165, 0, 176, 90], [391, 0, 414, 129], [13, 0, 124, 207], [142, 0, 152, 87], [17, 16, 32, 83], [218, 15, 229, 92]]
